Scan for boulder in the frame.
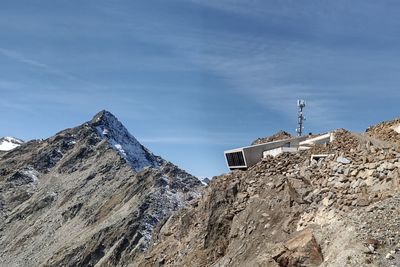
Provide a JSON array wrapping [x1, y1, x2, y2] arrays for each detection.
[[337, 156, 351, 164], [273, 228, 323, 267]]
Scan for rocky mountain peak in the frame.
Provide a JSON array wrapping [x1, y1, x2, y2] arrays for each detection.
[[0, 111, 203, 267], [90, 110, 119, 125], [89, 110, 162, 172]]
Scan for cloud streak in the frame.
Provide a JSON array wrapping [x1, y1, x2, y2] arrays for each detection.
[[139, 132, 249, 145], [0, 47, 80, 81]]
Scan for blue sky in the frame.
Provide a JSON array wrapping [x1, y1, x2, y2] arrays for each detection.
[[1, 0, 400, 178]]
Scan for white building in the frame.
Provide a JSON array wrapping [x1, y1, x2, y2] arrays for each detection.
[[224, 132, 334, 170]]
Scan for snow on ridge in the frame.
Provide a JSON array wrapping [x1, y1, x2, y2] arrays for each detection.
[[0, 136, 24, 151], [92, 111, 161, 171]]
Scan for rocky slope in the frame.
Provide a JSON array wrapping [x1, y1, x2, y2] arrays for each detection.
[[0, 111, 203, 267], [366, 118, 400, 149], [251, 131, 292, 145], [136, 122, 400, 266]]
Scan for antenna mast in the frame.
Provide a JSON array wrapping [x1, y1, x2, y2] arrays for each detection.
[[296, 100, 306, 136]]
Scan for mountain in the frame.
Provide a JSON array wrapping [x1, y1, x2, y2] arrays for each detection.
[[137, 125, 400, 267], [0, 111, 203, 267], [0, 136, 24, 151], [91, 111, 163, 171]]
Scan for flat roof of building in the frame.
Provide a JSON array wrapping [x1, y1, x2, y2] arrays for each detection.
[[224, 135, 307, 153]]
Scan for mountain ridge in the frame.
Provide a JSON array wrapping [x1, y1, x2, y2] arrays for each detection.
[[0, 110, 203, 267], [4, 111, 400, 266]]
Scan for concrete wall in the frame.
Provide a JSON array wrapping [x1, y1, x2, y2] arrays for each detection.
[[263, 147, 299, 157], [299, 133, 333, 147], [225, 136, 307, 170]]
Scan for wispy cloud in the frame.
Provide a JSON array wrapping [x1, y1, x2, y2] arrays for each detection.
[[103, 3, 339, 128], [139, 131, 249, 145], [138, 136, 235, 145], [165, 34, 341, 127], [93, 1, 335, 128], [0, 47, 79, 81], [186, 0, 266, 17], [139, 136, 209, 144]]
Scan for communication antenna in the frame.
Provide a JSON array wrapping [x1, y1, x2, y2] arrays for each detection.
[[296, 99, 306, 136]]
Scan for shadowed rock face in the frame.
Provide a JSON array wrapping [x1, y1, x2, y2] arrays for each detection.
[[0, 111, 203, 267]]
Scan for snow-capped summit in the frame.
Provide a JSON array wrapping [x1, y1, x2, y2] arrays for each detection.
[[0, 136, 24, 151], [90, 110, 163, 171]]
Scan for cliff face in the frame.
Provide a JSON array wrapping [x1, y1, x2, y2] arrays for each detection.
[[137, 127, 400, 267], [0, 111, 203, 267]]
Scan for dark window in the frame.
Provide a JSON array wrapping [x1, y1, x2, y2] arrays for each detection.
[[226, 152, 245, 167]]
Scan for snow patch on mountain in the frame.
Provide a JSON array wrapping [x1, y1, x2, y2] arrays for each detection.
[[21, 167, 39, 182], [0, 137, 24, 151], [91, 110, 162, 172], [200, 177, 211, 185]]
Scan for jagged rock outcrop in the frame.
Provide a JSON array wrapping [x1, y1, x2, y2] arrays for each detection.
[[273, 228, 324, 267], [0, 111, 203, 267], [136, 123, 400, 267]]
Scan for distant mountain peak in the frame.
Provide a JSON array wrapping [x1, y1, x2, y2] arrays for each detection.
[[90, 110, 162, 171], [0, 136, 24, 151], [90, 110, 118, 125]]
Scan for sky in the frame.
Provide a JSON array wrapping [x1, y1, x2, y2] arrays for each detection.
[[1, 0, 400, 178]]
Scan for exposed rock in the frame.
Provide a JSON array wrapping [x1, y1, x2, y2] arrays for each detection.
[[274, 228, 323, 267], [385, 252, 394, 260], [3, 113, 400, 267], [135, 122, 400, 267], [0, 111, 203, 267], [251, 130, 292, 145], [336, 156, 351, 164]]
